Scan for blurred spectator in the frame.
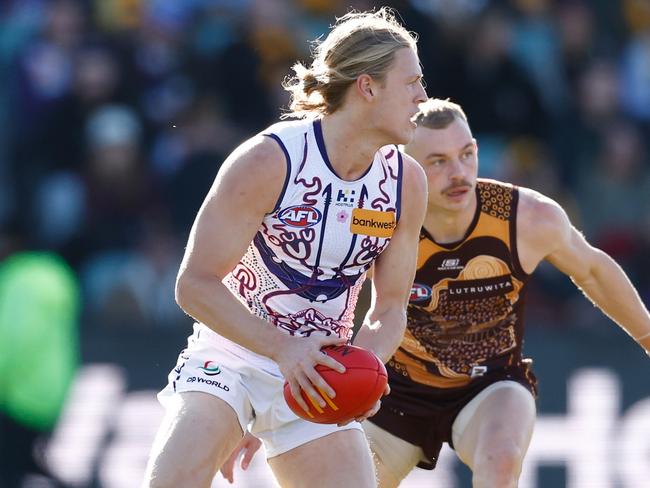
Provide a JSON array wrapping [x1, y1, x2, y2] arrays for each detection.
[[209, 22, 276, 131], [8, 0, 87, 224], [77, 104, 151, 257], [510, 0, 570, 118], [620, 31, 650, 123], [156, 95, 239, 231], [556, 1, 595, 89], [553, 58, 624, 185], [74, 104, 183, 329], [575, 120, 650, 268], [623, 0, 650, 34], [443, 7, 548, 138]]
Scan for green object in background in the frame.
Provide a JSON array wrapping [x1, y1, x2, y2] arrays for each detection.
[[0, 252, 79, 431]]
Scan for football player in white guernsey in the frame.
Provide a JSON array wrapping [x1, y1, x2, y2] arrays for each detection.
[[143, 8, 428, 488]]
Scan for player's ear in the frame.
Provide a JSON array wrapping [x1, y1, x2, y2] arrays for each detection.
[[357, 74, 375, 101]]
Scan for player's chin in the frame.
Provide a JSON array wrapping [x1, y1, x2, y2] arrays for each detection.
[[438, 196, 470, 212], [393, 124, 416, 145], [445, 200, 470, 211]]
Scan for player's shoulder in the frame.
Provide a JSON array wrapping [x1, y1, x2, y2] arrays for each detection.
[[262, 118, 313, 144], [515, 184, 570, 238], [393, 149, 427, 221], [221, 132, 287, 185], [517, 185, 564, 218], [393, 148, 426, 184], [211, 134, 289, 215]]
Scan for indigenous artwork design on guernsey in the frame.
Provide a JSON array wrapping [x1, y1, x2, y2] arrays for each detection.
[[226, 128, 401, 340], [393, 181, 528, 387]]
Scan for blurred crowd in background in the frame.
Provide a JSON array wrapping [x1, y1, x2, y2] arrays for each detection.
[[1, 0, 650, 332], [0, 0, 649, 485]]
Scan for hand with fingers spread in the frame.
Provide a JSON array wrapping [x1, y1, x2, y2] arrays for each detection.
[[272, 333, 347, 414], [220, 432, 262, 484]]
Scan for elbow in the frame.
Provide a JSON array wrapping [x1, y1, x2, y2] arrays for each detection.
[[175, 268, 224, 316], [174, 271, 194, 313], [571, 271, 599, 297]]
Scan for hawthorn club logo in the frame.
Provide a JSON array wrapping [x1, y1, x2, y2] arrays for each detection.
[[198, 361, 221, 376]]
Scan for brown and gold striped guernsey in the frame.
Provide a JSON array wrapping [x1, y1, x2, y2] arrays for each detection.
[[385, 179, 536, 414]]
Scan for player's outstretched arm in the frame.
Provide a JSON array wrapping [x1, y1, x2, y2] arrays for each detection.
[[354, 153, 428, 363], [175, 135, 346, 413], [518, 189, 650, 354]]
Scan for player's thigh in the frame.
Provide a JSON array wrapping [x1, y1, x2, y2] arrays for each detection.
[[363, 420, 422, 488], [269, 428, 376, 488], [452, 381, 536, 469], [145, 391, 243, 488]]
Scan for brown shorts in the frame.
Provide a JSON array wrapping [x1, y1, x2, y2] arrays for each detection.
[[369, 365, 537, 469]]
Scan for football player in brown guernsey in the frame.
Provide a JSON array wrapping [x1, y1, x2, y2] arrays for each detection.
[[219, 98, 650, 488], [363, 97, 650, 488]]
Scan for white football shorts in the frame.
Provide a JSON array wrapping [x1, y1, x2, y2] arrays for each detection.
[[158, 323, 362, 458]]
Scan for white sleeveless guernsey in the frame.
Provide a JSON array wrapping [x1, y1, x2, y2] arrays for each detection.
[[200, 118, 404, 368]]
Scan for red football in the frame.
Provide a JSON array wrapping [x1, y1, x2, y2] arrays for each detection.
[[283, 345, 388, 424]]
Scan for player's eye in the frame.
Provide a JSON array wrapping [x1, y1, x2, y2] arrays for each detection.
[[411, 76, 425, 88]]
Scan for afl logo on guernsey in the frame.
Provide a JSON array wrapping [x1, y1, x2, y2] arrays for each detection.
[[410, 283, 432, 302], [278, 205, 322, 227]]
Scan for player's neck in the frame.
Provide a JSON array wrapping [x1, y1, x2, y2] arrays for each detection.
[[320, 111, 384, 181], [424, 195, 477, 244]]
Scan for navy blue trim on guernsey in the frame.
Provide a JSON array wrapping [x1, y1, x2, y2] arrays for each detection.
[[262, 133, 291, 213], [508, 186, 529, 278], [396, 146, 404, 223], [313, 119, 374, 181]]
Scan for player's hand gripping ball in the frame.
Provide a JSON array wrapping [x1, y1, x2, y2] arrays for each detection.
[[283, 345, 388, 424]]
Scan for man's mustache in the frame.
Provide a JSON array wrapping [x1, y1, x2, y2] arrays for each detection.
[[441, 181, 473, 194]]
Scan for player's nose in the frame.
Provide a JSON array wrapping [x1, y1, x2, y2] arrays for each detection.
[[448, 158, 465, 178], [415, 82, 427, 104]]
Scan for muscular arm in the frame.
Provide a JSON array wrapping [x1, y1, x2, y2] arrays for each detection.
[[175, 135, 345, 410], [354, 154, 428, 362], [517, 188, 650, 354], [175, 135, 290, 357]]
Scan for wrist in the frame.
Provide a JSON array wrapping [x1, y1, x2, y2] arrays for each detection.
[[265, 329, 291, 362], [353, 338, 386, 363]]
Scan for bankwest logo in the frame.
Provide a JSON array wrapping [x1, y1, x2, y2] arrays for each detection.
[[350, 208, 395, 238], [278, 205, 322, 227]]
